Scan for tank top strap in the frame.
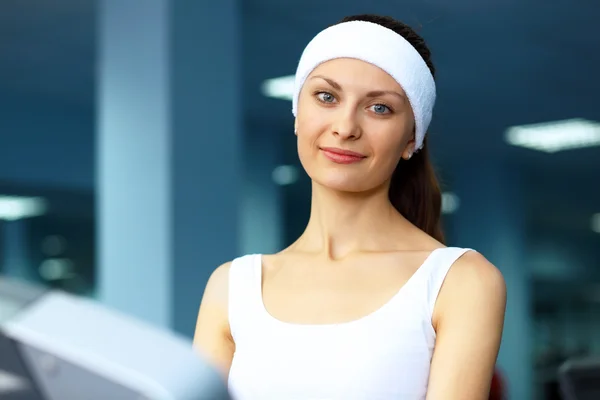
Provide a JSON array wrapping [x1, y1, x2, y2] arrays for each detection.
[[420, 247, 474, 316], [228, 254, 262, 341]]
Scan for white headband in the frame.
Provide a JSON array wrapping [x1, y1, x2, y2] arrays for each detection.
[[292, 20, 436, 150]]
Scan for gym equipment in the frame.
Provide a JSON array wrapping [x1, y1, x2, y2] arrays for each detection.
[[0, 277, 229, 400]]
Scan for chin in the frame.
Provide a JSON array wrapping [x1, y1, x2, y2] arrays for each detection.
[[312, 174, 371, 193], [299, 154, 383, 193]]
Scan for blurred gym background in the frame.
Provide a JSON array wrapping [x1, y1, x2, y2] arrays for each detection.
[[0, 1, 598, 399]]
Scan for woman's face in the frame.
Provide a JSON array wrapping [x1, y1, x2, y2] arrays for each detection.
[[295, 58, 416, 193]]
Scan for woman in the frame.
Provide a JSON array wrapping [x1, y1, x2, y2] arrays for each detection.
[[194, 14, 507, 399]]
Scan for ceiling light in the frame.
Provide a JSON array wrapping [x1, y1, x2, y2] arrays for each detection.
[[39, 258, 75, 281], [591, 213, 600, 234], [272, 165, 299, 186], [261, 75, 294, 101], [0, 196, 47, 221], [0, 369, 28, 394], [505, 118, 600, 153], [442, 192, 460, 214]]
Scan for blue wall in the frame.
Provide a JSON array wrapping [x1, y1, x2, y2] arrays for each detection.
[[0, 98, 94, 190]]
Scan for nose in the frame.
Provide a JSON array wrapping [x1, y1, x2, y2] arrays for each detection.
[[331, 107, 361, 140]]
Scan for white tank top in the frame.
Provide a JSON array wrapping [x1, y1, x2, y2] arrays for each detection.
[[227, 247, 472, 400]]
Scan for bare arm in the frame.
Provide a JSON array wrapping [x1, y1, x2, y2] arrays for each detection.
[[193, 262, 235, 380], [426, 251, 507, 400]]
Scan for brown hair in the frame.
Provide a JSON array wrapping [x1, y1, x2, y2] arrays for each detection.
[[337, 14, 445, 243]]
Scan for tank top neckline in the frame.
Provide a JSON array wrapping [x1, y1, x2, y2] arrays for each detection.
[[252, 247, 446, 330]]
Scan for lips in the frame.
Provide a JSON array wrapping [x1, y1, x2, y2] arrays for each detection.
[[320, 147, 366, 164]]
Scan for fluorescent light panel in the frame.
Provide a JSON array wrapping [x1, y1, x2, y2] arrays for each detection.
[[261, 75, 294, 101], [0, 195, 47, 221], [505, 118, 600, 153]]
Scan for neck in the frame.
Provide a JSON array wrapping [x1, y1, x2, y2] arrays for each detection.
[[292, 181, 411, 260]]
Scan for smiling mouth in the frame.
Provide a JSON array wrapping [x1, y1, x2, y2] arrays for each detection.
[[320, 147, 366, 164]]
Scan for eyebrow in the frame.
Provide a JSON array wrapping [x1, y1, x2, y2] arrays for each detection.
[[309, 75, 407, 101]]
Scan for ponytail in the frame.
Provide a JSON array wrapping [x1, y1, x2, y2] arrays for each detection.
[[388, 137, 445, 243]]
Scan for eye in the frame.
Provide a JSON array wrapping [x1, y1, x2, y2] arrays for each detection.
[[316, 92, 336, 103], [370, 104, 391, 114]]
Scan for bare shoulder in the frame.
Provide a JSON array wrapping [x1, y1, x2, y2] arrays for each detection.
[[194, 261, 233, 338], [193, 261, 235, 378], [449, 250, 505, 293], [435, 250, 507, 325], [201, 261, 233, 306], [427, 250, 507, 398]]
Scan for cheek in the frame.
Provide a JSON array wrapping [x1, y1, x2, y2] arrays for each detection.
[[375, 139, 405, 170], [296, 131, 318, 173], [295, 107, 327, 167], [296, 102, 325, 134], [364, 130, 408, 183]]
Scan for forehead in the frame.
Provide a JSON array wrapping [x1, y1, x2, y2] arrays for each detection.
[[307, 58, 404, 93]]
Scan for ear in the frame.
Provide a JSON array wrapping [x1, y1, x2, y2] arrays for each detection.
[[401, 138, 416, 160], [294, 119, 298, 136]]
